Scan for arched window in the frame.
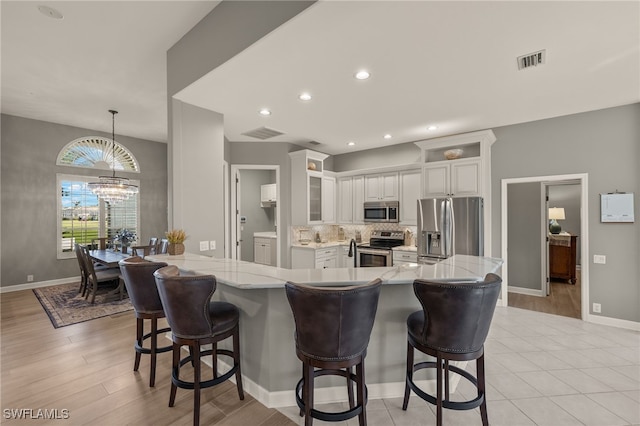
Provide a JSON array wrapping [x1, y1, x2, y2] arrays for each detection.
[[56, 136, 139, 172], [56, 137, 140, 259]]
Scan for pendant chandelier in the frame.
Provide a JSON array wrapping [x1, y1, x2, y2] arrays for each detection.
[[87, 110, 139, 203]]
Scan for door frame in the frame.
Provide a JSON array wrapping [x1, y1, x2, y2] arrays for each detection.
[[501, 173, 589, 319], [230, 164, 281, 266]]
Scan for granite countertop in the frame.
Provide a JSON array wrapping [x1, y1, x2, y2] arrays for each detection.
[[253, 232, 277, 239], [392, 245, 417, 252], [291, 240, 368, 249], [146, 253, 502, 290]]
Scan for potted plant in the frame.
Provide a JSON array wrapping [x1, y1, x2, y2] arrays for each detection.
[[115, 228, 137, 253], [165, 229, 187, 255]]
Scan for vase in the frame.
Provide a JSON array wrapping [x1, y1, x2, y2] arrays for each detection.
[[168, 243, 185, 255]]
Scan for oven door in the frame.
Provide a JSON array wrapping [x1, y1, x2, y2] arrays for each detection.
[[357, 248, 392, 267]]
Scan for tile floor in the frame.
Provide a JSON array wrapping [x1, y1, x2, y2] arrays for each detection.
[[278, 306, 640, 425]]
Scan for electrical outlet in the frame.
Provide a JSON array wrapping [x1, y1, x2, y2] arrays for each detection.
[[593, 255, 606, 264], [593, 303, 601, 313], [27, 275, 34, 282], [199, 241, 209, 251], [210, 240, 216, 250]]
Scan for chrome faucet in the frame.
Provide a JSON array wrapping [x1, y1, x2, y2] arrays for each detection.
[[347, 239, 358, 267]]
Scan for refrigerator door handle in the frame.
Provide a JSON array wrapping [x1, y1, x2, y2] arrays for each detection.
[[449, 198, 455, 257]]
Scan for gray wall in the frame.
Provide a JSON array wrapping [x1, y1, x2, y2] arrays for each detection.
[[332, 142, 421, 172], [239, 169, 276, 262], [507, 182, 543, 290], [171, 100, 225, 257], [0, 114, 168, 288], [492, 103, 639, 322]]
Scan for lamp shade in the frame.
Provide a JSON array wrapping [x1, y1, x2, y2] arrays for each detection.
[[548, 207, 565, 220]]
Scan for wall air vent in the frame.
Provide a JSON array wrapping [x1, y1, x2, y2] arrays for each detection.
[[517, 49, 546, 70], [241, 127, 284, 140]]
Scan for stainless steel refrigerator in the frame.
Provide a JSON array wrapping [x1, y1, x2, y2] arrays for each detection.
[[417, 197, 483, 262]]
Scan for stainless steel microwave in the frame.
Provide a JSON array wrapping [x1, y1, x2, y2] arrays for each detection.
[[363, 201, 399, 223]]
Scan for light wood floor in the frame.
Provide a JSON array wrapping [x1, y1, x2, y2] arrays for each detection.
[[0, 288, 295, 425], [508, 269, 581, 319]]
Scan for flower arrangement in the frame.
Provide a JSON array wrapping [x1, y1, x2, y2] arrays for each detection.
[[114, 228, 136, 244], [165, 229, 187, 244]]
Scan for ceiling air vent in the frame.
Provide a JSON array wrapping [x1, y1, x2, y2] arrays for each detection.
[[307, 141, 321, 146], [241, 126, 284, 140], [517, 49, 546, 70]]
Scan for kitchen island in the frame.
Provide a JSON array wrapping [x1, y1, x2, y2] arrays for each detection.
[[146, 252, 502, 408]]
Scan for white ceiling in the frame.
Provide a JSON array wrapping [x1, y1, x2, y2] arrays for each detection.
[[1, 1, 219, 142], [2, 1, 639, 154]]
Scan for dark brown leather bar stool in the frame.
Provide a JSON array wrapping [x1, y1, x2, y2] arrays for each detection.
[[154, 265, 244, 426], [285, 279, 382, 426], [402, 273, 502, 426], [118, 256, 171, 387]]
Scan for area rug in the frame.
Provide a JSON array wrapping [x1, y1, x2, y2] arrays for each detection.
[[33, 282, 132, 328]]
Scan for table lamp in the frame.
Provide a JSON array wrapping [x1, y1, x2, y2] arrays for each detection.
[[548, 207, 565, 234]]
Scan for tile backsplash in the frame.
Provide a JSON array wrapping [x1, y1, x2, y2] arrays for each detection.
[[291, 224, 416, 245]]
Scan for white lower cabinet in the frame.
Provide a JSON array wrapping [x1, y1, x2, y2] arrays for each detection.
[[254, 237, 276, 266], [291, 246, 338, 269], [338, 245, 355, 268], [393, 250, 417, 266]]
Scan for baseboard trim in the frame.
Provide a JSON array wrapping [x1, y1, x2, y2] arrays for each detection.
[[586, 313, 640, 331], [0, 277, 79, 293], [508, 286, 544, 297], [210, 356, 464, 408]]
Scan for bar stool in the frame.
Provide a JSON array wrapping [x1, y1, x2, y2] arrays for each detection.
[[285, 279, 382, 426], [154, 265, 244, 426], [402, 273, 502, 426], [118, 256, 171, 387]]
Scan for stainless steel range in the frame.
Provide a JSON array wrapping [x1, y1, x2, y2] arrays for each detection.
[[356, 230, 405, 267]]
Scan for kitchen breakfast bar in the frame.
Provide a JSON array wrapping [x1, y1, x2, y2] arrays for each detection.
[[146, 252, 503, 408]]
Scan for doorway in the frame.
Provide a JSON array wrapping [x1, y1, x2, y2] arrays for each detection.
[[230, 165, 280, 266], [501, 174, 589, 319]]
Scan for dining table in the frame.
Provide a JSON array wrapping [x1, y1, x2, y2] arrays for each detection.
[[89, 249, 130, 300], [89, 249, 130, 267]]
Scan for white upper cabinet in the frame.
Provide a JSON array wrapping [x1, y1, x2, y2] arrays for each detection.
[[421, 159, 481, 198], [289, 150, 331, 225], [415, 129, 495, 199], [399, 168, 421, 224], [337, 177, 353, 223], [260, 183, 277, 206], [337, 175, 365, 224], [322, 175, 336, 224], [365, 172, 398, 201], [352, 176, 365, 223]]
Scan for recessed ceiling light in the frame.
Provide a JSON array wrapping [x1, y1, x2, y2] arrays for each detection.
[[259, 108, 271, 116], [384, 134, 392, 139], [427, 125, 438, 131], [347, 141, 356, 146], [354, 70, 370, 80], [37, 5, 63, 19], [298, 93, 312, 101]]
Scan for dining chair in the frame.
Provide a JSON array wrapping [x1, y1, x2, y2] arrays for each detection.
[[157, 239, 169, 254], [81, 245, 122, 304]]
